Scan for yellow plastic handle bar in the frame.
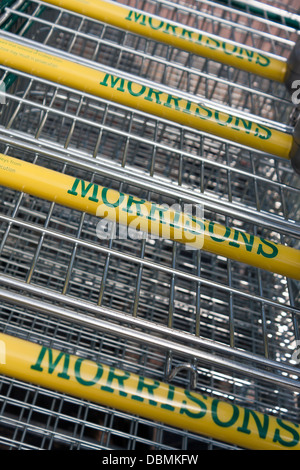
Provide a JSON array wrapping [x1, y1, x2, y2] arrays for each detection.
[[41, 0, 288, 82], [0, 154, 299, 280], [0, 37, 295, 160], [0, 332, 299, 450]]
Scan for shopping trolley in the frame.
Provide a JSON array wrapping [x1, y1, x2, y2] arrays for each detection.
[[0, 0, 299, 451]]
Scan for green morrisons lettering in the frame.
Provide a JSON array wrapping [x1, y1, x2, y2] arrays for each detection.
[[125, 10, 147, 26], [127, 81, 146, 97], [74, 357, 103, 387], [124, 10, 272, 68], [66, 178, 278, 259], [122, 195, 147, 217], [205, 37, 220, 50], [144, 87, 163, 105], [208, 221, 231, 242], [131, 376, 161, 406], [222, 42, 239, 57], [148, 16, 164, 30], [255, 123, 273, 140], [257, 238, 279, 259], [163, 93, 182, 111], [168, 209, 185, 231], [98, 72, 273, 141], [256, 53, 271, 67], [228, 229, 255, 252], [183, 100, 192, 115], [100, 73, 125, 92], [29, 345, 300, 448], [195, 104, 213, 120], [160, 384, 176, 412], [101, 366, 130, 397], [67, 178, 126, 209], [214, 110, 233, 127], [244, 49, 255, 62], [185, 214, 206, 234], [179, 390, 207, 419], [31, 346, 70, 380], [147, 203, 168, 225], [237, 409, 269, 439], [163, 22, 177, 36], [180, 28, 193, 41], [101, 187, 125, 208], [207, 221, 278, 259], [233, 117, 253, 134]]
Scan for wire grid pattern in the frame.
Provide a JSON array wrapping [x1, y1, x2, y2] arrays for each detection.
[[0, 0, 299, 450]]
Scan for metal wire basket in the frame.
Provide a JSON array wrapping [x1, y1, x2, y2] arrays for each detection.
[[0, 0, 299, 451]]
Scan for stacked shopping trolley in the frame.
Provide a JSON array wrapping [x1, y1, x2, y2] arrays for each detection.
[[0, 0, 299, 451]]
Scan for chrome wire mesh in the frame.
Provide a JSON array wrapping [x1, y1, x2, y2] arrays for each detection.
[[0, 0, 299, 450]]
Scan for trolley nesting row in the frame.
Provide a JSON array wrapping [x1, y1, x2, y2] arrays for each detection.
[[0, 0, 299, 450]]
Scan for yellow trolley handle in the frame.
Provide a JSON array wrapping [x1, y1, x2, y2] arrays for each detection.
[[0, 154, 299, 280], [41, 0, 288, 83], [0, 332, 299, 450], [0, 37, 296, 162]]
